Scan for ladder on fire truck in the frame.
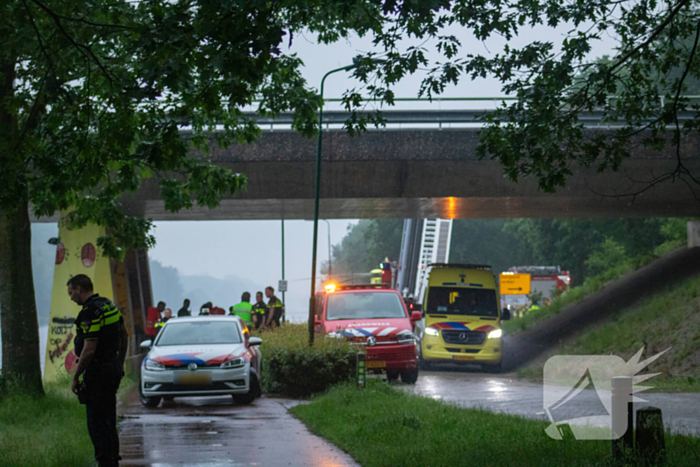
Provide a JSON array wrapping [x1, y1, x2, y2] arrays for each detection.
[[396, 218, 453, 302]]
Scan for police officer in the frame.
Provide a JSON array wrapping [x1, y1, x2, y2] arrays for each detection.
[[230, 292, 253, 327], [251, 291, 267, 330], [154, 308, 173, 335], [264, 286, 285, 328], [69, 274, 128, 467]]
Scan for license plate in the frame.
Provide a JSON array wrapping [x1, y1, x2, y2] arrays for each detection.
[[174, 371, 212, 385], [453, 355, 475, 361], [366, 361, 386, 369]]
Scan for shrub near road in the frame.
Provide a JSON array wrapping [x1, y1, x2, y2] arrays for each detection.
[[253, 324, 355, 398], [293, 384, 700, 467]]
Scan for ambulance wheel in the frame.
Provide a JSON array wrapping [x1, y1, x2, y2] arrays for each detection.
[[139, 385, 161, 408], [401, 368, 419, 384], [483, 362, 502, 374]]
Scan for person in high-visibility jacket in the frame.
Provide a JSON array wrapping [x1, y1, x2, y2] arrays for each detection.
[[230, 292, 253, 327]]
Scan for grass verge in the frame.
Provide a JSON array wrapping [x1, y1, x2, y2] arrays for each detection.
[[502, 249, 680, 335], [0, 375, 93, 467], [518, 276, 700, 392], [292, 383, 700, 467], [0, 373, 139, 467]]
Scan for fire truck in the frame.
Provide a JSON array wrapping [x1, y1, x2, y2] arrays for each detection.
[[502, 266, 570, 308]]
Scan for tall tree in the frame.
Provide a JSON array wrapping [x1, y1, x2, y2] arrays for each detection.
[[5, 0, 700, 393], [0, 0, 391, 394]]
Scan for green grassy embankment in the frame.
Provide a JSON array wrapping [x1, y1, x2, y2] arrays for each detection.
[[0, 374, 135, 467], [518, 276, 700, 392], [292, 383, 700, 467], [502, 251, 668, 335]]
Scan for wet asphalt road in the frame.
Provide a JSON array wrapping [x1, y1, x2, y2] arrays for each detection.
[[118, 394, 357, 467], [117, 368, 699, 466], [405, 365, 700, 435]]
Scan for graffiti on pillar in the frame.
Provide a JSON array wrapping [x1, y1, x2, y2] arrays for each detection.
[[44, 213, 115, 381]]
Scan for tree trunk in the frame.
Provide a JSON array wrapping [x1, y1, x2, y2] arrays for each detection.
[[0, 194, 45, 395]]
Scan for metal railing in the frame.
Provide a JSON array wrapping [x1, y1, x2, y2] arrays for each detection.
[[248, 108, 698, 127]]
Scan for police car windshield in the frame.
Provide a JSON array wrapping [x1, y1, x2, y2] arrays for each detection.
[[326, 292, 406, 320], [426, 287, 498, 317], [155, 321, 242, 346]]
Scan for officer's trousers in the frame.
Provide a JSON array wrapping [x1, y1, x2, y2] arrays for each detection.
[[85, 362, 122, 467]]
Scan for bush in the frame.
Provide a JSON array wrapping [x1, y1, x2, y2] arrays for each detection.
[[252, 324, 356, 398]]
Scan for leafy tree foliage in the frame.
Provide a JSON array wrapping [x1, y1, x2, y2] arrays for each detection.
[[0, 0, 410, 393], [344, 0, 700, 195]]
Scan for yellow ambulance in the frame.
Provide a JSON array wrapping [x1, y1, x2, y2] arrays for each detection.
[[418, 264, 510, 372]]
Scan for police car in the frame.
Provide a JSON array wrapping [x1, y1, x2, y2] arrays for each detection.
[[139, 316, 262, 407]]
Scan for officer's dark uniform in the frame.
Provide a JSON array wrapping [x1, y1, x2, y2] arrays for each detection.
[[154, 316, 170, 335], [251, 300, 268, 330], [74, 294, 124, 467], [268, 295, 285, 326]]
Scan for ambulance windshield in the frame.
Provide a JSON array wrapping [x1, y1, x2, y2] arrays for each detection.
[[426, 287, 498, 317]]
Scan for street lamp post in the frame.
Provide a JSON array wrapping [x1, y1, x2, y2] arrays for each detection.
[[308, 58, 384, 345], [322, 219, 332, 283], [307, 62, 359, 346]]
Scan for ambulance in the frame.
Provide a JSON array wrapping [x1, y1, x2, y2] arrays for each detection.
[[417, 264, 510, 372]]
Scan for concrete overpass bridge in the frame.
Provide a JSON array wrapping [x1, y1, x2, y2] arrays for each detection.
[[35, 107, 700, 222]]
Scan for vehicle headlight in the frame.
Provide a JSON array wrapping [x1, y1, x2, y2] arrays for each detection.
[[488, 329, 502, 339], [220, 357, 245, 369], [424, 327, 439, 337], [397, 332, 416, 344], [145, 359, 165, 371]]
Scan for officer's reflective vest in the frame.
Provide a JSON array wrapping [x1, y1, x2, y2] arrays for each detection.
[[154, 318, 169, 334], [231, 302, 253, 325]]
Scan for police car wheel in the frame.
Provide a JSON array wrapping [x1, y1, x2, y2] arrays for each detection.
[[139, 385, 162, 408], [233, 371, 260, 405]]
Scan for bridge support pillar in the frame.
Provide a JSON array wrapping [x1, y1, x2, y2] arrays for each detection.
[[688, 221, 700, 248], [43, 212, 152, 381]]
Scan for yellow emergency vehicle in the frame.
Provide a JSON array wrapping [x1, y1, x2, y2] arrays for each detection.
[[418, 264, 510, 372]]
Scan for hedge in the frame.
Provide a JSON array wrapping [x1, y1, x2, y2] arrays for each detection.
[[252, 324, 356, 398]]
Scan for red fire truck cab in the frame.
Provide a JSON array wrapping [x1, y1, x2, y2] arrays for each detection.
[[315, 284, 422, 383]]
